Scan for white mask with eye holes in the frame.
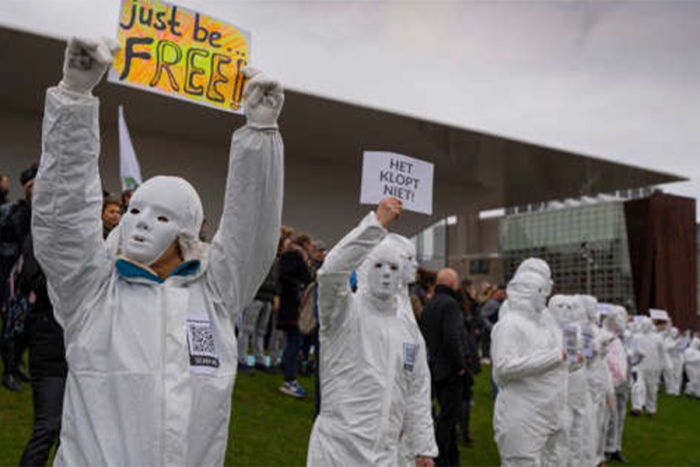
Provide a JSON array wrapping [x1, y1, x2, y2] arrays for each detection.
[[120, 176, 203, 266], [385, 234, 418, 286], [361, 239, 403, 301], [366, 260, 401, 300]]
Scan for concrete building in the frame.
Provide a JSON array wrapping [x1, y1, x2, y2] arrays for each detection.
[[0, 24, 682, 246]]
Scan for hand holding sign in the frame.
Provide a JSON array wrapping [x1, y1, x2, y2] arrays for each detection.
[[109, 0, 251, 113], [563, 325, 579, 363], [581, 324, 595, 359], [361, 151, 434, 215], [376, 197, 403, 229], [60, 37, 121, 95], [243, 67, 284, 129]]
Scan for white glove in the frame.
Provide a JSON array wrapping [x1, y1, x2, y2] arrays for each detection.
[[242, 66, 284, 129], [59, 37, 121, 95]]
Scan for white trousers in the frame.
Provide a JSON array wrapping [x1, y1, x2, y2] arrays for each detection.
[[605, 381, 629, 453], [237, 300, 273, 365]]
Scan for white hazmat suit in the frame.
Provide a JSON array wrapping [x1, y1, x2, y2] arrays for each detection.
[[491, 259, 567, 467], [603, 306, 630, 461], [684, 338, 700, 398], [663, 327, 684, 396], [385, 233, 438, 467], [579, 295, 614, 467], [636, 317, 666, 414], [32, 38, 284, 465], [307, 214, 437, 466], [629, 321, 647, 413], [548, 295, 588, 467]]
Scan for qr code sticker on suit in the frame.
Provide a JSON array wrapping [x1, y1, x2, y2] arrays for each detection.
[[403, 343, 417, 372], [187, 320, 220, 368]]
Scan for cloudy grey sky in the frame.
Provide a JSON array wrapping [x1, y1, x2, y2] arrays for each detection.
[[2, 0, 699, 215]]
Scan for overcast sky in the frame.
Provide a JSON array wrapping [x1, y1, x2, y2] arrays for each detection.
[[2, 0, 699, 215]]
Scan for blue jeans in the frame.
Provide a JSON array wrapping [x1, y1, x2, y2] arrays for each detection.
[[283, 329, 301, 382]]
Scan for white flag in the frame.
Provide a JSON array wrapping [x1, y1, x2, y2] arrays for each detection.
[[119, 106, 143, 191]]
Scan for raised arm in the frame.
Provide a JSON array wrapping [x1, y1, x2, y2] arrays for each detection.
[[32, 37, 119, 338], [206, 68, 284, 316], [316, 197, 402, 333]]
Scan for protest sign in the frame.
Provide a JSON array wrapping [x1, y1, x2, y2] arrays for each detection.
[[581, 324, 595, 359], [563, 325, 578, 363], [360, 151, 434, 215], [109, 0, 251, 113], [597, 303, 613, 317]]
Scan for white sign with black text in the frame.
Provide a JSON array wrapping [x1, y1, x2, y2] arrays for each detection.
[[360, 151, 434, 215]]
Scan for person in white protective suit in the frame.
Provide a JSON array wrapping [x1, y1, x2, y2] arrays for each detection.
[[384, 233, 439, 467], [31, 37, 284, 465], [663, 327, 684, 396], [635, 317, 666, 416], [629, 320, 647, 415], [385, 233, 420, 324], [307, 198, 438, 467], [578, 295, 615, 467], [603, 306, 631, 465], [683, 337, 700, 398], [495, 258, 555, 321], [548, 295, 587, 467], [491, 258, 568, 467]]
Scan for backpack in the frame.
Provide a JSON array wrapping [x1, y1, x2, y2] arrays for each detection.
[[298, 282, 318, 335], [2, 253, 33, 339]]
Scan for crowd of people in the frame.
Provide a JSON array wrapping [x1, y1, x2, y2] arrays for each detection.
[[489, 261, 700, 467], [2, 35, 700, 467]]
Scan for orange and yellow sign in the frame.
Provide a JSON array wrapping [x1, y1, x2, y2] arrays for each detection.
[[108, 0, 250, 113]]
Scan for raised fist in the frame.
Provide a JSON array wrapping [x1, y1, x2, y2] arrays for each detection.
[[242, 67, 284, 129], [59, 37, 120, 95], [376, 197, 403, 229]]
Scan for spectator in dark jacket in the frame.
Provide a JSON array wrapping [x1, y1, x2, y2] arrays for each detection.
[[1, 164, 36, 392], [18, 234, 67, 466], [422, 268, 467, 467], [410, 267, 437, 323], [101, 195, 121, 239], [459, 286, 481, 446], [277, 233, 314, 397], [479, 285, 505, 361]]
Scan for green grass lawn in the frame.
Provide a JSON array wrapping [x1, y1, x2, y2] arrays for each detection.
[[1, 368, 699, 466]]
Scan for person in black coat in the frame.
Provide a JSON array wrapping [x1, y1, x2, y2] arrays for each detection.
[[18, 234, 68, 466], [421, 268, 468, 467], [1, 165, 36, 392], [459, 287, 482, 446], [276, 233, 314, 397]]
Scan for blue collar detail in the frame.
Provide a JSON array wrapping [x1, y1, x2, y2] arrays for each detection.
[[115, 258, 201, 283], [171, 260, 201, 277]]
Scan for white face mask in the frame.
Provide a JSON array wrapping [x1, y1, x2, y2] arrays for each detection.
[[121, 188, 182, 266], [532, 292, 548, 313], [401, 253, 418, 285], [366, 260, 401, 300], [548, 296, 568, 325]]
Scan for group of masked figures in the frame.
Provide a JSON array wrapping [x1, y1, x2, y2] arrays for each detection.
[[491, 259, 700, 467], [25, 35, 700, 467]]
